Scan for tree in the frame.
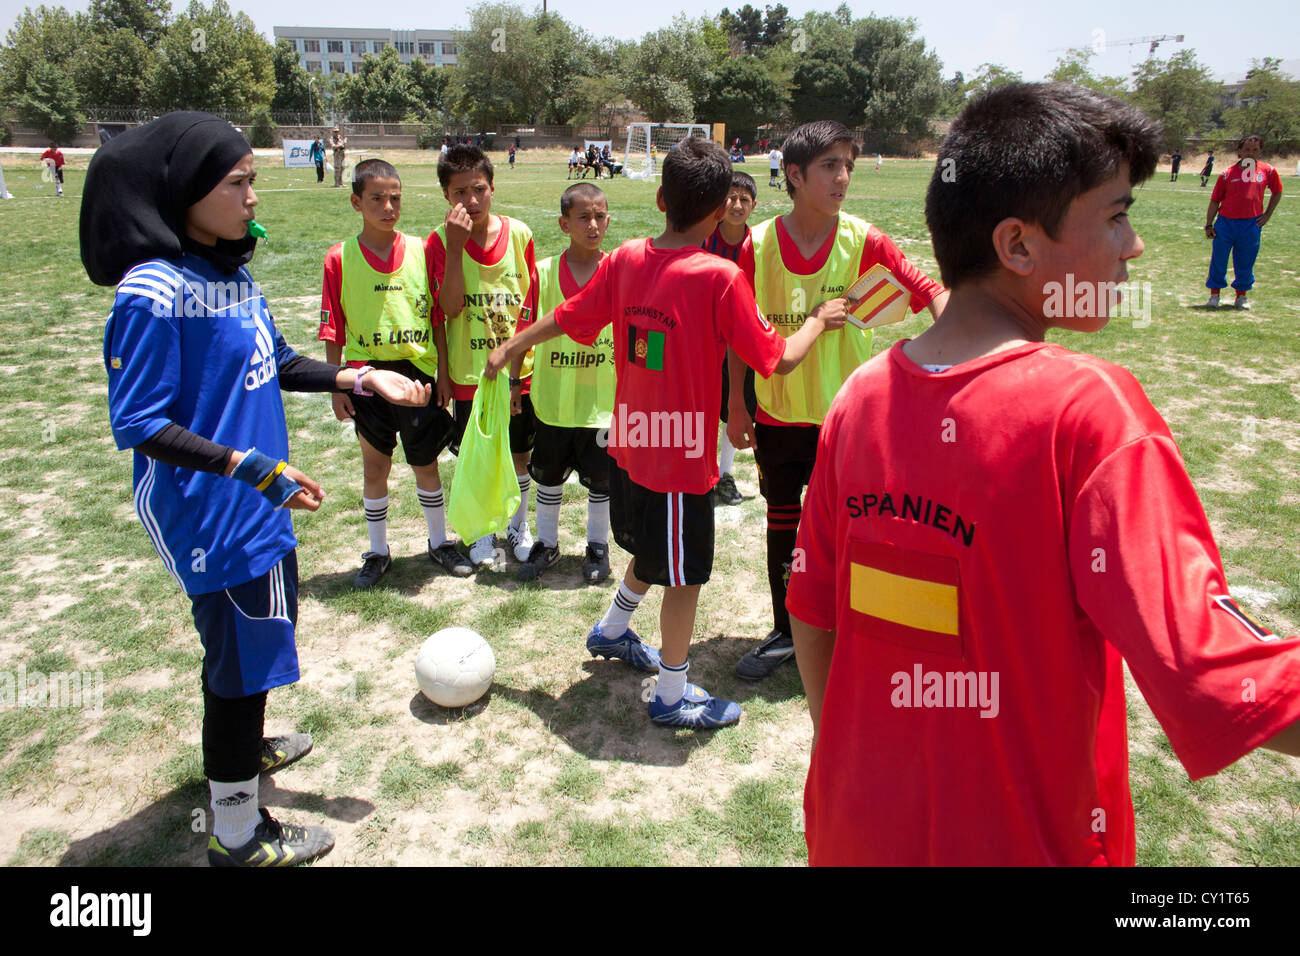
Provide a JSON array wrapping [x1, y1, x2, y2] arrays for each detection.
[[1047, 47, 1127, 98], [790, 53, 857, 126], [851, 16, 942, 137], [696, 55, 786, 140], [622, 17, 720, 121], [86, 0, 170, 47], [13, 58, 83, 139], [408, 57, 450, 117], [1130, 50, 1217, 152], [964, 62, 1023, 99], [75, 28, 155, 109], [148, 0, 274, 113], [0, 5, 85, 110], [270, 38, 321, 116], [337, 47, 422, 120], [1235, 58, 1300, 153]]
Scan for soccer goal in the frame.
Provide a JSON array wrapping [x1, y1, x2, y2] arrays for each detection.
[[623, 123, 712, 179]]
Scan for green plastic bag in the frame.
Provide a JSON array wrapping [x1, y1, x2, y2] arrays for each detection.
[[447, 372, 521, 543]]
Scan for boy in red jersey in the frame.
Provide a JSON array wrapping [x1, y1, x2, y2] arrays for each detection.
[[1202, 134, 1283, 310], [703, 170, 758, 505], [40, 142, 65, 197], [426, 144, 540, 568], [486, 138, 845, 728], [728, 120, 947, 682], [787, 83, 1300, 866]]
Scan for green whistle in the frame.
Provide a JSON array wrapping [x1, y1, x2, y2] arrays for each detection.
[[249, 220, 269, 240]]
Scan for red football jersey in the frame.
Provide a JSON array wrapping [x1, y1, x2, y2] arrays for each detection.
[[555, 238, 785, 494], [786, 340, 1300, 866], [1211, 160, 1283, 219]]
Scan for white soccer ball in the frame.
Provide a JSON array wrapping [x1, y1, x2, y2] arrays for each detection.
[[414, 627, 495, 708]]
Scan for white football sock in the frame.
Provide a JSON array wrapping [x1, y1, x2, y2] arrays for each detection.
[[586, 492, 610, 545], [719, 427, 737, 475], [417, 486, 447, 546], [510, 473, 530, 531], [655, 659, 689, 706], [599, 581, 645, 635], [363, 494, 389, 555], [536, 484, 562, 548], [211, 777, 260, 849]]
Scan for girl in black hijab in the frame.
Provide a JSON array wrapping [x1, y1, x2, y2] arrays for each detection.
[[83, 112, 431, 866]]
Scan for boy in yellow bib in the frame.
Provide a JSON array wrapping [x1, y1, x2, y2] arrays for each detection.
[[319, 159, 470, 587], [727, 121, 949, 680], [426, 144, 540, 568], [515, 183, 616, 584]]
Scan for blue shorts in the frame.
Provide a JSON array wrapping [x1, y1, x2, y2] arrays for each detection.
[[190, 550, 300, 698]]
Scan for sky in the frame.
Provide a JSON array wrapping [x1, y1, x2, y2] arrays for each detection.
[[3, 0, 1296, 84]]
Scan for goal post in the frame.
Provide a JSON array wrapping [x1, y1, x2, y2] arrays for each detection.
[[622, 123, 712, 179]]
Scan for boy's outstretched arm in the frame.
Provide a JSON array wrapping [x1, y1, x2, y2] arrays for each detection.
[[485, 311, 564, 379], [775, 298, 848, 374], [792, 616, 835, 743]]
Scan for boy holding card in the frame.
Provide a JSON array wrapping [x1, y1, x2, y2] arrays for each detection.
[[728, 120, 948, 681], [787, 82, 1300, 866]]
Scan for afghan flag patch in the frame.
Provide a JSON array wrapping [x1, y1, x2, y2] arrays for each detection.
[[627, 326, 665, 370]]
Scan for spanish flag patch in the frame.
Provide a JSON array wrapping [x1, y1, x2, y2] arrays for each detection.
[[848, 538, 963, 658], [846, 264, 909, 330]]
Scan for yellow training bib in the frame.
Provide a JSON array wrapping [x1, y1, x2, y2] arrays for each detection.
[[530, 254, 615, 428]]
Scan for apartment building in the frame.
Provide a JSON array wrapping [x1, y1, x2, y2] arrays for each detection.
[[273, 26, 459, 75]]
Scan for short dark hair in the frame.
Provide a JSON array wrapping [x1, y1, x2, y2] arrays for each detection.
[[1239, 133, 1263, 148], [438, 144, 493, 189], [730, 170, 757, 200], [660, 137, 732, 231], [781, 121, 858, 198], [560, 182, 606, 216], [351, 158, 400, 196], [925, 82, 1160, 289]]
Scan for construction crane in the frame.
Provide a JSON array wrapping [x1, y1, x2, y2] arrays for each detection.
[[1051, 34, 1185, 57]]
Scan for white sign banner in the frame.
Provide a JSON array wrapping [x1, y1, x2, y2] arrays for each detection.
[[282, 139, 316, 168]]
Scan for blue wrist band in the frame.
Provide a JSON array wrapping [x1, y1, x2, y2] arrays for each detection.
[[231, 448, 303, 509]]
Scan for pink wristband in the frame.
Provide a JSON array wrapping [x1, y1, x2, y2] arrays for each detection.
[[353, 365, 375, 396]]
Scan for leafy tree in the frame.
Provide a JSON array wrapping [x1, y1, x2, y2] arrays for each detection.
[[622, 16, 719, 121], [851, 16, 942, 137], [408, 58, 450, 117], [454, 2, 551, 127], [1047, 47, 1127, 97], [1130, 49, 1217, 152], [270, 38, 321, 116], [718, 5, 763, 53], [86, 0, 170, 48], [790, 53, 857, 126], [338, 47, 422, 120], [762, 4, 789, 47], [75, 28, 154, 108], [964, 62, 1022, 99], [0, 5, 85, 110], [1235, 58, 1300, 153], [148, 0, 274, 113], [696, 55, 786, 140], [13, 57, 83, 139]]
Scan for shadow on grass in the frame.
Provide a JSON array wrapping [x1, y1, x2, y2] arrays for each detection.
[[402, 634, 805, 767], [56, 778, 374, 867]]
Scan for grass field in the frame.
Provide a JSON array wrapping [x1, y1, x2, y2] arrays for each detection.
[[0, 146, 1296, 867]]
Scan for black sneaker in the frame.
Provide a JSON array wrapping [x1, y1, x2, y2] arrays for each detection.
[[714, 473, 742, 505], [582, 541, 611, 584], [353, 551, 391, 589], [518, 541, 560, 581], [429, 539, 473, 577], [207, 808, 334, 867], [260, 733, 313, 775], [735, 629, 795, 680]]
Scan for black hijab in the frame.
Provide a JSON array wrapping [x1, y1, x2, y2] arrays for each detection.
[[80, 111, 257, 286]]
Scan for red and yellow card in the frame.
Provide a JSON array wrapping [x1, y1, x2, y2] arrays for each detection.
[[846, 264, 909, 330]]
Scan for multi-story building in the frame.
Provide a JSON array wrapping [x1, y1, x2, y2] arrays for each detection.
[[273, 27, 459, 75]]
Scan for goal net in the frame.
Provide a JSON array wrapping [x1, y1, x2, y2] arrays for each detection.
[[623, 123, 712, 179]]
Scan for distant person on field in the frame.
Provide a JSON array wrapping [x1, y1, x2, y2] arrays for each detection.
[[1170, 150, 1181, 182], [41, 142, 65, 197], [330, 126, 348, 187], [309, 137, 325, 183], [1199, 151, 1215, 187], [568, 147, 583, 179], [768, 144, 782, 187], [1203, 134, 1283, 310]]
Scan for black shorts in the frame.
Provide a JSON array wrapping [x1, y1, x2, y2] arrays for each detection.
[[753, 420, 821, 506], [720, 360, 758, 424], [610, 458, 713, 587], [452, 390, 536, 456], [529, 421, 611, 493], [350, 360, 453, 467]]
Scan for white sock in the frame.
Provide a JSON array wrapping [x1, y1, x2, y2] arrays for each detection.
[[599, 581, 645, 635], [211, 777, 260, 848], [417, 486, 447, 546], [719, 427, 737, 475], [587, 492, 609, 544], [363, 494, 389, 555], [510, 473, 530, 531], [655, 659, 689, 706], [536, 484, 562, 548]]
